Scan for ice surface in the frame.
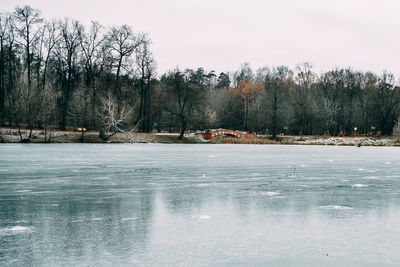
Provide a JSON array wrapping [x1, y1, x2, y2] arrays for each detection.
[[1, 144, 400, 266]]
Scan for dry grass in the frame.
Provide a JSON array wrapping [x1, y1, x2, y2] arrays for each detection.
[[1, 127, 398, 146], [210, 136, 281, 144], [0, 127, 201, 144]]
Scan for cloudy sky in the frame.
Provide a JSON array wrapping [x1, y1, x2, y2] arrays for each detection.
[[2, 0, 400, 76]]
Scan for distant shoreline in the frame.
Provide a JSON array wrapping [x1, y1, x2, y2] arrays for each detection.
[[1, 127, 398, 147]]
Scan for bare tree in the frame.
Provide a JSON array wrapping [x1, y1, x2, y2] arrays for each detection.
[[374, 72, 399, 135], [105, 25, 145, 115], [0, 13, 9, 125], [264, 66, 293, 139], [358, 72, 377, 134], [40, 20, 59, 90], [97, 91, 132, 140], [13, 5, 42, 91], [56, 18, 82, 130], [79, 21, 104, 129], [234, 80, 262, 130], [136, 40, 156, 132], [5, 14, 17, 127], [162, 69, 205, 140], [294, 62, 315, 134], [38, 84, 57, 142], [13, 5, 43, 132]]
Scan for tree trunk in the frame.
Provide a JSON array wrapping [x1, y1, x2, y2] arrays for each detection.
[[272, 87, 278, 140], [7, 43, 14, 126], [179, 117, 186, 140], [115, 56, 122, 116], [145, 77, 151, 132], [0, 39, 4, 125]]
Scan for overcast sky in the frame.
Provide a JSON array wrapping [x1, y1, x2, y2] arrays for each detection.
[[2, 0, 400, 76]]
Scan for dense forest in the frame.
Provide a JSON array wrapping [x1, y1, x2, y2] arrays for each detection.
[[0, 6, 399, 140]]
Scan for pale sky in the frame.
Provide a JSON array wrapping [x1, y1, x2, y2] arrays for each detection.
[[2, 0, 400, 76]]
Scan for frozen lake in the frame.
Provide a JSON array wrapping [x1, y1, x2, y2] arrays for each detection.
[[0, 144, 400, 266]]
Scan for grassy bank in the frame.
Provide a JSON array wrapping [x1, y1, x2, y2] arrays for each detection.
[[0, 127, 398, 146], [0, 127, 200, 144], [210, 135, 397, 146]]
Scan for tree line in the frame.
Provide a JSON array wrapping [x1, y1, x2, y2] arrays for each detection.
[[0, 6, 399, 141]]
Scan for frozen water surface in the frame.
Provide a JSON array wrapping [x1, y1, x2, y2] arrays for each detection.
[[1, 144, 400, 266]]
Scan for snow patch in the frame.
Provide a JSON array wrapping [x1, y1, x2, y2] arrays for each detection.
[[260, 191, 280, 196], [192, 215, 212, 220], [0, 226, 34, 235], [320, 205, 353, 211], [121, 217, 136, 221], [11, 226, 28, 231], [352, 184, 368, 188]]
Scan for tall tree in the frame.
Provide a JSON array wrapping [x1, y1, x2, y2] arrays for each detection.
[[5, 14, 19, 127], [343, 69, 362, 135], [13, 5, 43, 132], [13, 5, 42, 91], [56, 18, 82, 130], [358, 72, 377, 134], [136, 40, 156, 132], [0, 13, 9, 125], [234, 62, 253, 86], [294, 62, 315, 134], [264, 66, 293, 139], [80, 21, 104, 129], [105, 25, 145, 115], [39, 20, 59, 90], [315, 71, 340, 135], [216, 72, 230, 89], [234, 80, 262, 130], [162, 69, 205, 140], [374, 72, 399, 135]]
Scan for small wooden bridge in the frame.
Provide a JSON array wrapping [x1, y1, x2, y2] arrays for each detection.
[[201, 129, 255, 140]]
